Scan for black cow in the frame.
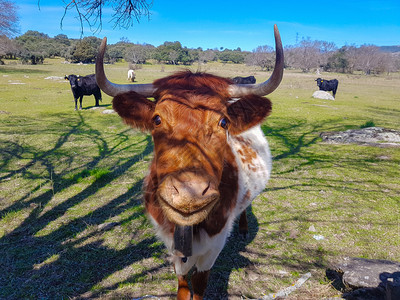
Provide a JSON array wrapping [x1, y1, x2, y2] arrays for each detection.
[[315, 78, 339, 98], [232, 75, 256, 84], [65, 74, 102, 110]]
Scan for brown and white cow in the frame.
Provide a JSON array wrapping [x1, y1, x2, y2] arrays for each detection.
[[95, 25, 284, 299]]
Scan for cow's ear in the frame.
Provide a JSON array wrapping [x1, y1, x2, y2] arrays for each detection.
[[113, 91, 156, 131], [227, 94, 272, 135]]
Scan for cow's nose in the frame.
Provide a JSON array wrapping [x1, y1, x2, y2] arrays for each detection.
[[159, 172, 219, 214], [170, 177, 214, 199]]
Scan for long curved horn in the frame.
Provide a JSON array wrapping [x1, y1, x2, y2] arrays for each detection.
[[95, 37, 155, 97], [228, 24, 284, 97]]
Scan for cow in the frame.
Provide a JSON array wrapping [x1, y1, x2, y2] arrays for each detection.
[[232, 75, 256, 84], [127, 69, 135, 82], [315, 77, 339, 98], [95, 25, 284, 299], [64, 74, 102, 110]]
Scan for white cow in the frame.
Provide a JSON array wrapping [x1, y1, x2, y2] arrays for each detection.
[[127, 69, 135, 82]]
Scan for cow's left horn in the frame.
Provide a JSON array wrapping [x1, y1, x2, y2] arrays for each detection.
[[95, 37, 155, 97], [228, 24, 284, 97]]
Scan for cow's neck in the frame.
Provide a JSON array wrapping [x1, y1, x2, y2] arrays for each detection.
[[229, 124, 272, 216]]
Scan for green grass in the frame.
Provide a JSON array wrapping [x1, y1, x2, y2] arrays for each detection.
[[1, 58, 399, 299], [360, 120, 376, 128]]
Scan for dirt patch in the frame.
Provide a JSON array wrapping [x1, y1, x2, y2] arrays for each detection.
[[320, 127, 400, 148]]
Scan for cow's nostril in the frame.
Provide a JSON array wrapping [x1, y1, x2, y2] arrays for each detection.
[[173, 184, 179, 195], [202, 182, 210, 196]]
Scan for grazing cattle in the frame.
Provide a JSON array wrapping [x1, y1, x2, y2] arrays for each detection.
[[96, 25, 284, 299], [232, 75, 256, 84], [315, 77, 339, 98], [127, 69, 135, 82], [64, 74, 102, 110]]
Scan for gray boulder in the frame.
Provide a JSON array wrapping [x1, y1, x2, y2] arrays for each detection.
[[328, 257, 400, 300], [320, 127, 400, 147], [312, 90, 335, 100]]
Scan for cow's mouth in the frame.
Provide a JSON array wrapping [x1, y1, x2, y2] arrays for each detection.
[[158, 193, 219, 226], [157, 172, 220, 226]]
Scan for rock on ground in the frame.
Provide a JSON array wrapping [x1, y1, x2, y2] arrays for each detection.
[[102, 109, 115, 114], [320, 127, 400, 148], [327, 257, 400, 300], [312, 90, 335, 100]]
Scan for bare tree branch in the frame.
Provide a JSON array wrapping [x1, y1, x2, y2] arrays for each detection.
[[57, 0, 152, 37], [111, 0, 152, 28], [0, 0, 19, 37]]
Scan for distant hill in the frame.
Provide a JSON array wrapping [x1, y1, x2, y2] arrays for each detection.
[[379, 46, 400, 53]]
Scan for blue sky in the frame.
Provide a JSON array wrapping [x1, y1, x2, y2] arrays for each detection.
[[17, 0, 400, 51]]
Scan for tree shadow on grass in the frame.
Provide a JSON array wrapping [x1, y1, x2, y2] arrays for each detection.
[[262, 119, 321, 161], [205, 205, 259, 299], [0, 113, 176, 298], [1, 114, 398, 299]]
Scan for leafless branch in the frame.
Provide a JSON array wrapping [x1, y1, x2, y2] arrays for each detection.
[[0, 0, 19, 37], [58, 0, 152, 37]]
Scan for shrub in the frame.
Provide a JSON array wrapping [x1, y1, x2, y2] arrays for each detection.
[[360, 120, 376, 128]]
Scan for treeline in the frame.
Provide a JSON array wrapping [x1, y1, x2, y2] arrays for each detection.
[[0, 31, 248, 66], [1, 31, 400, 75]]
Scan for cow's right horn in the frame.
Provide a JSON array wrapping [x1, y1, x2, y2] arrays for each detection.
[[228, 24, 284, 97], [95, 37, 155, 97]]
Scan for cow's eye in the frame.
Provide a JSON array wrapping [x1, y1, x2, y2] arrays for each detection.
[[219, 117, 229, 129], [153, 115, 161, 126]]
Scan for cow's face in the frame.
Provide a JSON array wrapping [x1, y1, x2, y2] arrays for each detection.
[[96, 25, 283, 227], [112, 72, 272, 226], [65, 75, 80, 88]]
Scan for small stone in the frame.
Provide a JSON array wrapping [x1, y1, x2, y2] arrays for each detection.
[[102, 109, 115, 114], [308, 225, 316, 232]]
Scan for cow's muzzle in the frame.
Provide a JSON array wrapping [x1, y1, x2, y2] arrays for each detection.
[[157, 171, 219, 226]]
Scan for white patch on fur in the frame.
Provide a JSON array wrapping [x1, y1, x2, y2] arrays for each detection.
[[229, 125, 272, 215]]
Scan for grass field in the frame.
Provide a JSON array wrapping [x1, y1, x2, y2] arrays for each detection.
[[1, 58, 399, 299]]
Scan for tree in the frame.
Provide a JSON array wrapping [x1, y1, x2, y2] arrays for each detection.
[[54, 34, 70, 46], [0, 0, 19, 37], [326, 48, 349, 73], [71, 36, 102, 63], [180, 47, 194, 65], [169, 50, 179, 65], [124, 44, 150, 64], [199, 49, 216, 64], [15, 31, 51, 64], [285, 38, 337, 73], [60, 0, 152, 35], [154, 41, 183, 64], [107, 43, 127, 62], [246, 45, 274, 71], [355, 45, 383, 75], [296, 38, 322, 72], [0, 35, 19, 64], [217, 49, 245, 64], [343, 46, 359, 74]]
